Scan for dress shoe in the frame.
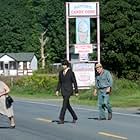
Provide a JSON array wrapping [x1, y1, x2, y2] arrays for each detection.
[[108, 112, 112, 120], [57, 120, 64, 124], [72, 119, 77, 123], [10, 125, 15, 128]]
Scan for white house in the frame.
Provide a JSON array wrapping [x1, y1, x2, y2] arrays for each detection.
[[0, 53, 38, 76]]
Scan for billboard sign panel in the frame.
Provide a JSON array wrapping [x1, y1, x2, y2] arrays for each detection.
[[74, 44, 93, 54], [76, 17, 90, 44], [73, 63, 95, 88], [79, 53, 89, 61], [69, 2, 97, 16]]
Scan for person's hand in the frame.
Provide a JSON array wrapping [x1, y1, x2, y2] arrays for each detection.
[[106, 87, 111, 93], [75, 93, 79, 97], [74, 89, 79, 97], [56, 91, 59, 96], [93, 89, 97, 96]]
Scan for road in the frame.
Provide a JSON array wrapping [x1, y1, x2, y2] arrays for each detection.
[[0, 99, 140, 140]]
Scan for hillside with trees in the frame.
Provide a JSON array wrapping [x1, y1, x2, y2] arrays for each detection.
[[0, 0, 139, 80]]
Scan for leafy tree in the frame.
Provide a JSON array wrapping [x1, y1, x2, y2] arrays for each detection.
[[0, 0, 139, 80], [0, 0, 47, 59], [42, 0, 66, 63], [100, 0, 140, 79]]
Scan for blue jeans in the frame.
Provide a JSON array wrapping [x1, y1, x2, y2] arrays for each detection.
[[98, 91, 112, 119]]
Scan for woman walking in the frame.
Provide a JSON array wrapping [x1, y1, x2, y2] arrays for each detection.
[[0, 80, 15, 128]]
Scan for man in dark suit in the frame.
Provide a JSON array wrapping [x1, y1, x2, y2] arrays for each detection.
[[56, 60, 78, 124]]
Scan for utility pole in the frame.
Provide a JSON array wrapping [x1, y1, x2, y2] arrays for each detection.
[[39, 29, 48, 69]]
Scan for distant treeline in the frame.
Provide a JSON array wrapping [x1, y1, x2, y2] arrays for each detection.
[[0, 0, 139, 80]]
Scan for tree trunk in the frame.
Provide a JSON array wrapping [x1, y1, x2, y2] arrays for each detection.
[[41, 45, 45, 69], [39, 30, 48, 69]]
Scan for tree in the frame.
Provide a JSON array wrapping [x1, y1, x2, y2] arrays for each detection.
[[0, 0, 139, 79], [41, 0, 66, 63], [100, 0, 140, 79], [39, 30, 48, 69], [0, 0, 46, 58]]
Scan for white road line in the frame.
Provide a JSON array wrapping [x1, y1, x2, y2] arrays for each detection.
[[17, 100, 140, 118], [36, 118, 52, 123], [99, 132, 128, 140]]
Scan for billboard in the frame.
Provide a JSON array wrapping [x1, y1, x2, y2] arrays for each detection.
[[74, 44, 93, 54], [76, 17, 90, 44], [73, 63, 95, 88], [69, 2, 97, 16]]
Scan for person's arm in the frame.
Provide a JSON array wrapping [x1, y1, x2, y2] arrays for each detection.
[[106, 71, 113, 93], [0, 82, 10, 97], [4, 82, 10, 93], [95, 76, 100, 89], [56, 72, 61, 96], [72, 71, 78, 95]]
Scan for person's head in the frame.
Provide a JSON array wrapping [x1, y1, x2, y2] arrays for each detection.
[[61, 60, 70, 70], [95, 63, 103, 74]]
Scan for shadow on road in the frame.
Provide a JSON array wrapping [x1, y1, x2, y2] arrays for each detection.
[[135, 112, 140, 115], [52, 120, 75, 123], [0, 126, 11, 129], [88, 117, 99, 120]]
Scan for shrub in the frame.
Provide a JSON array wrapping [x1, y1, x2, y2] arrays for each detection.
[[13, 74, 58, 95]]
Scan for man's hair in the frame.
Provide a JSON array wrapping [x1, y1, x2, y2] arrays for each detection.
[[61, 60, 70, 67], [95, 63, 102, 68]]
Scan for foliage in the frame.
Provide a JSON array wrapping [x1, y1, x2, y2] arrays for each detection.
[[0, 0, 41, 54], [10, 75, 140, 107], [0, 0, 139, 80], [43, 0, 66, 62], [13, 74, 58, 94], [100, 0, 140, 79], [112, 77, 140, 95]]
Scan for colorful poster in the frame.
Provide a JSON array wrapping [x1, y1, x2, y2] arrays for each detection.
[[73, 63, 95, 88], [74, 44, 93, 53], [76, 17, 90, 44], [69, 2, 97, 16], [79, 53, 89, 61]]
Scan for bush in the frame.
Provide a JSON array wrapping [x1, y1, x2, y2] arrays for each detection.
[[13, 74, 58, 95], [123, 70, 140, 81], [78, 88, 97, 101], [112, 77, 140, 96]]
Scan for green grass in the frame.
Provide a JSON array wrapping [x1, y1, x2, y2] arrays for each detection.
[[11, 86, 56, 100], [5, 75, 140, 108], [111, 92, 140, 107], [10, 85, 140, 107]]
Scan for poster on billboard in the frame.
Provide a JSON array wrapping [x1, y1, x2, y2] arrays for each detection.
[[79, 53, 89, 61], [69, 2, 97, 17], [73, 63, 95, 88], [76, 17, 90, 44], [74, 44, 93, 54]]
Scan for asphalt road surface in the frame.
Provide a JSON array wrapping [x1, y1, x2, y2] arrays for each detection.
[[0, 99, 140, 140]]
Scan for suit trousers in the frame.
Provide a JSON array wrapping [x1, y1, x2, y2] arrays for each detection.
[[59, 95, 77, 121]]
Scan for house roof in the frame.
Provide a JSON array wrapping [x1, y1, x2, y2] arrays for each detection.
[[0, 53, 36, 61]]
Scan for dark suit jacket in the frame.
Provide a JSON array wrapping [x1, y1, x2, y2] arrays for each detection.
[[56, 69, 78, 96]]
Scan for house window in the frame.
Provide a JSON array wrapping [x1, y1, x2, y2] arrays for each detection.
[[0, 62, 4, 70], [23, 62, 27, 70], [0, 61, 3, 70], [10, 61, 16, 70]]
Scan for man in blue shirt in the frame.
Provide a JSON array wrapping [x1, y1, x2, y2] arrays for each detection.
[[93, 63, 113, 120]]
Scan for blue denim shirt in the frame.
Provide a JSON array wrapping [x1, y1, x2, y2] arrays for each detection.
[[95, 69, 113, 90]]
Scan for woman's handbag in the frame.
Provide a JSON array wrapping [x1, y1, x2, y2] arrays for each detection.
[[5, 95, 14, 109]]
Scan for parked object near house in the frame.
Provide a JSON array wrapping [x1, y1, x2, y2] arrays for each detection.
[[0, 53, 38, 76]]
